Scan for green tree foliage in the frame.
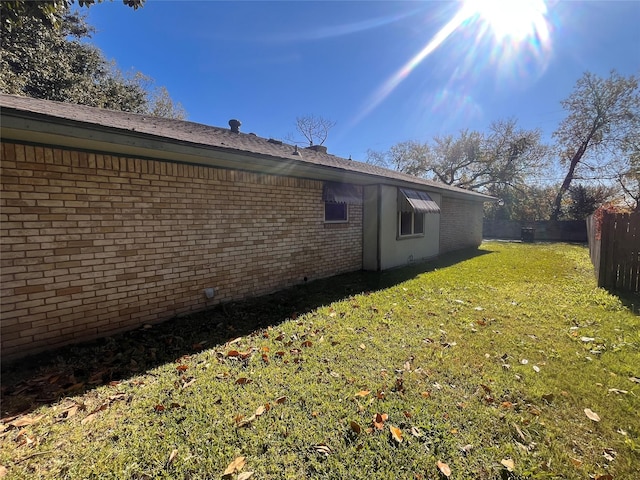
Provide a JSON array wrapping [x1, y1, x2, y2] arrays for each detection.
[[1, 0, 144, 34], [367, 119, 549, 221], [616, 138, 640, 211], [368, 119, 547, 191], [566, 184, 615, 220], [0, 9, 185, 119], [551, 70, 640, 220]]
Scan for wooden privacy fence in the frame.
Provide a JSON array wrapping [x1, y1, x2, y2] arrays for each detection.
[[586, 211, 639, 294]]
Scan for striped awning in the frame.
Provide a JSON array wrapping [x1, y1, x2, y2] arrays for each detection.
[[398, 188, 440, 214], [323, 182, 362, 204]]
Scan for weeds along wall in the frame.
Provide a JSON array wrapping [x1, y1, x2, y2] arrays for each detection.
[[439, 196, 484, 253], [0, 142, 363, 360]]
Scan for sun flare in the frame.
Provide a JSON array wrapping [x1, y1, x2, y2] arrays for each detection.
[[350, 0, 552, 127], [462, 0, 550, 42]]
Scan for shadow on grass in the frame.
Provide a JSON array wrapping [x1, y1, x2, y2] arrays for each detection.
[[0, 247, 492, 418], [611, 290, 640, 315]]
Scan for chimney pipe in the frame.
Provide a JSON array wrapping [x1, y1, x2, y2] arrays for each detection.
[[229, 119, 241, 133]]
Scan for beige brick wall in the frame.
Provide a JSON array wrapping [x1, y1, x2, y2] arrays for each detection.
[[1, 142, 362, 360], [439, 196, 483, 253]]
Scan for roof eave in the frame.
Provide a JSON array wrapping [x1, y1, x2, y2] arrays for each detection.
[[1, 106, 496, 202]]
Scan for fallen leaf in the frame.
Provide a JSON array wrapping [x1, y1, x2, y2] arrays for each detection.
[[62, 404, 80, 420], [255, 405, 265, 416], [275, 396, 287, 404], [236, 414, 257, 428], [594, 475, 613, 480], [460, 444, 473, 454], [154, 404, 166, 412], [314, 444, 332, 455], [373, 413, 388, 430], [182, 378, 196, 389], [227, 350, 240, 357], [355, 390, 371, 398], [569, 457, 582, 468], [411, 426, 423, 437], [533, 365, 540, 373], [513, 423, 526, 442], [176, 365, 188, 372], [166, 449, 178, 468], [237, 472, 254, 480], [436, 460, 451, 477], [359, 343, 366, 350], [528, 406, 541, 416], [501, 458, 515, 472], [81, 403, 108, 425], [542, 393, 554, 404], [421, 391, 431, 398], [235, 377, 251, 385], [389, 425, 403, 443], [10, 415, 44, 428], [350, 421, 362, 434], [584, 408, 601, 422], [0, 466, 7, 477], [608, 388, 628, 394], [301, 341, 313, 348], [223, 456, 246, 476]]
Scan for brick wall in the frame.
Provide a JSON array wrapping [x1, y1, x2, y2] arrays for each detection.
[[439, 196, 483, 253], [0, 142, 363, 360]]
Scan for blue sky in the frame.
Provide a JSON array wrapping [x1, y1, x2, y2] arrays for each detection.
[[86, 0, 639, 170]]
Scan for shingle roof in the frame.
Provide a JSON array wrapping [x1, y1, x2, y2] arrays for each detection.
[[0, 94, 494, 201]]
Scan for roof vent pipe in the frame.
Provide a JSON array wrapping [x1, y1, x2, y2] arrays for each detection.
[[229, 119, 241, 133]]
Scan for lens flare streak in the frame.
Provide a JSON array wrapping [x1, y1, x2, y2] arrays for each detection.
[[352, 8, 471, 126], [350, 0, 552, 128]]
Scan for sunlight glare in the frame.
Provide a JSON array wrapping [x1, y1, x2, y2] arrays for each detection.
[[350, 0, 552, 128], [463, 0, 549, 42]]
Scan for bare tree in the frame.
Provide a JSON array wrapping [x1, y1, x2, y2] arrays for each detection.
[[550, 70, 640, 220], [287, 114, 336, 147]]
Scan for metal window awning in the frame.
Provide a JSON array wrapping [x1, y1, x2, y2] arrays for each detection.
[[398, 188, 440, 214], [323, 182, 362, 204]]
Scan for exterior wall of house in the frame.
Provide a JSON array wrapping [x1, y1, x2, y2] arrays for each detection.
[[363, 184, 440, 271], [439, 196, 484, 253], [0, 141, 363, 360], [362, 185, 379, 271]]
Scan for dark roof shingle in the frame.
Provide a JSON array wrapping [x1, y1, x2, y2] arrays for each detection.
[[0, 94, 494, 200]]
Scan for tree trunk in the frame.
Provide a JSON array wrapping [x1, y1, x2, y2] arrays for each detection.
[[551, 131, 597, 220]]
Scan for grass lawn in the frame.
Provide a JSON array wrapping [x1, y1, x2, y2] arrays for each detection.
[[1, 241, 638, 479]]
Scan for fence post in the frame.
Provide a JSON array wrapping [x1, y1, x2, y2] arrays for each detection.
[[598, 212, 613, 289]]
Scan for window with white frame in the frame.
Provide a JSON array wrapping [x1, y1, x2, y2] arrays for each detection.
[[324, 202, 348, 222]]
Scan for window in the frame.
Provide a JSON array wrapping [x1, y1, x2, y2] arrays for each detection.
[[399, 211, 424, 236], [397, 188, 438, 237], [322, 182, 362, 223], [325, 202, 348, 222]]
